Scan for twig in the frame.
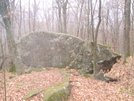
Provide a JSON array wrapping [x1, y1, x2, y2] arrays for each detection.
[[3, 69, 6, 101], [0, 57, 8, 70], [0, 57, 8, 101]]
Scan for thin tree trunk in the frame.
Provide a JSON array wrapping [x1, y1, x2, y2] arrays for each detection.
[[33, 0, 37, 31], [132, 0, 134, 56], [87, 0, 90, 40], [0, 0, 23, 74], [56, 0, 63, 33], [123, 0, 131, 63], [62, 0, 68, 33], [77, 1, 84, 37], [29, 0, 31, 32], [18, 0, 22, 38], [93, 0, 101, 76]]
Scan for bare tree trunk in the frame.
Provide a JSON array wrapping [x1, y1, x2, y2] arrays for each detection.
[[105, 7, 109, 45], [114, 5, 119, 51], [0, 0, 23, 74], [62, 0, 68, 33], [18, 0, 22, 38], [123, 0, 131, 63], [52, 1, 55, 31], [56, 0, 68, 33], [0, 57, 8, 101], [0, 28, 4, 58], [33, 0, 37, 32], [77, 1, 84, 37], [87, 0, 91, 40], [132, 0, 134, 56], [56, 0, 63, 33], [28, 0, 31, 32], [102, 19, 106, 45], [92, 0, 102, 76], [23, 10, 27, 35]]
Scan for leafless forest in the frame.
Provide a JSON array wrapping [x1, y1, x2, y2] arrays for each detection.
[[0, 0, 134, 57], [0, 0, 134, 101]]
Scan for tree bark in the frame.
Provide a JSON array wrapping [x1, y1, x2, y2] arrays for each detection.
[[0, 0, 23, 74], [87, 0, 91, 40], [28, 0, 31, 32], [62, 0, 68, 33], [56, 0, 63, 33], [132, 0, 134, 56], [92, 0, 102, 76], [123, 0, 131, 63]]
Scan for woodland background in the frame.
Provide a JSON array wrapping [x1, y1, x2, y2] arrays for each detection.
[[0, 0, 134, 101], [0, 0, 134, 58]]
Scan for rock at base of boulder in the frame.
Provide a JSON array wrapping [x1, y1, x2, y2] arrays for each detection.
[[94, 55, 121, 82], [94, 70, 118, 83], [24, 88, 43, 100], [94, 70, 107, 82], [43, 70, 70, 101], [43, 82, 70, 101]]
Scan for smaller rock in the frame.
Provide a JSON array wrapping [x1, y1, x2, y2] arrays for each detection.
[[94, 55, 121, 82], [43, 70, 70, 101]]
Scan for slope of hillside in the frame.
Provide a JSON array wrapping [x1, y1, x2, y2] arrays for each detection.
[[0, 58, 134, 101]]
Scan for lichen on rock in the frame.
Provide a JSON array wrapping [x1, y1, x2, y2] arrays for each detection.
[[17, 31, 119, 74], [17, 31, 83, 69]]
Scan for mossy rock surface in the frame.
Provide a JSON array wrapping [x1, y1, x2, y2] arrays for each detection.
[[43, 82, 70, 101], [17, 31, 119, 74], [24, 88, 43, 100], [43, 70, 70, 101], [25, 68, 47, 74], [17, 31, 83, 69], [78, 70, 90, 78], [8, 64, 16, 73], [23, 70, 70, 100]]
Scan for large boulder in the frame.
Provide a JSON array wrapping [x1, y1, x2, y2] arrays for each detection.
[[17, 31, 119, 73]]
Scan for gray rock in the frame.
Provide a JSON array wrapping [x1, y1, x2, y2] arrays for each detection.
[[17, 31, 118, 73]]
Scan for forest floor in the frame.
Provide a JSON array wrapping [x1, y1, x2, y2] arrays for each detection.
[[0, 57, 134, 101]]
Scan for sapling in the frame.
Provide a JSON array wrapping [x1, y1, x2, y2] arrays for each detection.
[[0, 57, 8, 101]]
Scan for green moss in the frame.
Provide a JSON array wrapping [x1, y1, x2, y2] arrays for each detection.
[[31, 68, 46, 72], [129, 93, 134, 96], [43, 70, 70, 101], [106, 45, 111, 48], [57, 66, 66, 69], [59, 70, 70, 82], [24, 88, 43, 100], [115, 53, 121, 56], [78, 70, 90, 78], [105, 76, 118, 82], [34, 79, 41, 82], [119, 87, 134, 96], [17, 83, 25, 87], [0, 82, 4, 86], [29, 31, 83, 41], [48, 89, 68, 101], [102, 44, 111, 48], [25, 68, 47, 74], [83, 41, 92, 51], [43, 82, 70, 101], [126, 53, 130, 59], [98, 43, 111, 48], [119, 88, 124, 93], [8, 63, 16, 73]]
